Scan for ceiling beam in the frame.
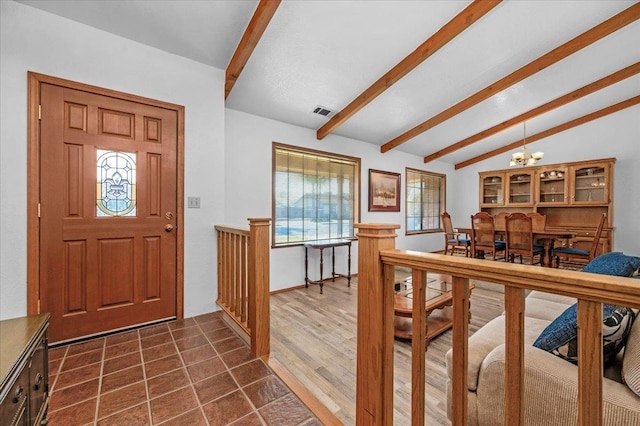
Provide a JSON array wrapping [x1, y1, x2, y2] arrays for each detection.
[[315, 0, 501, 140], [424, 62, 640, 163], [381, 2, 640, 153], [454, 95, 640, 170], [225, 0, 281, 99]]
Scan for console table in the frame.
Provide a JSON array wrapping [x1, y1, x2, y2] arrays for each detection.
[[304, 239, 352, 294], [0, 314, 49, 426]]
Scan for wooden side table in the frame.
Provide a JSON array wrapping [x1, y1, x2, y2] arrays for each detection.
[[304, 239, 352, 294], [393, 275, 474, 347]]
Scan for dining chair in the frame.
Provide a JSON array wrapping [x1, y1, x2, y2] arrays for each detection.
[[441, 212, 470, 257], [493, 212, 509, 232], [552, 213, 607, 268], [470, 212, 506, 260], [505, 213, 545, 265], [526, 212, 546, 232]]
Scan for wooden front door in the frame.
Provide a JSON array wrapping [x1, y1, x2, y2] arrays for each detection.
[[38, 80, 181, 343]]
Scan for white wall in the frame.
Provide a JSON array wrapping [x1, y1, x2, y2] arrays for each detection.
[[0, 1, 223, 320], [450, 106, 640, 255], [224, 109, 455, 291]]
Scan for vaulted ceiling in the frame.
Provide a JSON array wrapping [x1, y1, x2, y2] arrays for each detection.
[[18, 0, 640, 168]]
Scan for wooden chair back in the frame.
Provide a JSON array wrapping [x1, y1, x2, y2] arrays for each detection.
[[442, 212, 469, 257], [442, 212, 455, 238], [527, 212, 546, 232], [506, 213, 544, 264], [588, 213, 607, 260], [493, 212, 509, 232], [471, 212, 495, 248]]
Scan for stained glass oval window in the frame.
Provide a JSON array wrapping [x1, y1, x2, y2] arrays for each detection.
[[96, 149, 137, 216]]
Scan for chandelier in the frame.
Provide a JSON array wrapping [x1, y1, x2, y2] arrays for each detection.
[[509, 122, 543, 167]]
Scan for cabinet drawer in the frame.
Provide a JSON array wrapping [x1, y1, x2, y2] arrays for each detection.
[[0, 367, 29, 426], [29, 338, 48, 426]]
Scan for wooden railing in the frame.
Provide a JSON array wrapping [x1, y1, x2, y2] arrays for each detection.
[[215, 218, 271, 357], [354, 223, 640, 426]]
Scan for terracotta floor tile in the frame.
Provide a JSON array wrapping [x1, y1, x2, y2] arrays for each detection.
[[67, 338, 105, 356], [53, 362, 102, 391], [149, 386, 198, 424], [139, 323, 170, 338], [259, 393, 312, 426], [48, 346, 68, 361], [48, 397, 97, 425], [140, 331, 172, 349], [212, 336, 246, 354], [243, 375, 290, 409], [104, 339, 140, 359], [48, 358, 62, 376], [97, 402, 149, 426], [157, 408, 207, 426], [194, 312, 220, 324], [144, 353, 183, 378], [98, 381, 147, 419], [220, 346, 256, 369], [201, 390, 253, 425], [174, 334, 208, 352], [105, 329, 139, 346], [192, 371, 238, 404], [101, 365, 144, 393], [186, 356, 226, 383], [170, 326, 203, 341], [198, 319, 226, 332], [167, 318, 196, 331], [60, 349, 103, 372], [180, 344, 217, 366], [205, 327, 235, 342], [103, 351, 141, 375], [229, 412, 264, 426], [142, 342, 177, 362], [49, 378, 99, 412], [230, 359, 271, 387], [147, 368, 190, 400]]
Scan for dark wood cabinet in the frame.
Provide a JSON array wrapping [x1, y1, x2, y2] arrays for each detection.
[[0, 314, 49, 426]]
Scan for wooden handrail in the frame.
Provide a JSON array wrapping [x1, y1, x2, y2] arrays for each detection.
[[354, 223, 640, 425], [215, 218, 271, 357]]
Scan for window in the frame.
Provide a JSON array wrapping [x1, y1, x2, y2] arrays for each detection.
[[273, 143, 360, 246], [406, 167, 445, 234]]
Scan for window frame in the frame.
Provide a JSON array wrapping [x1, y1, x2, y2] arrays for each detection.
[[405, 167, 446, 235], [272, 142, 361, 248]]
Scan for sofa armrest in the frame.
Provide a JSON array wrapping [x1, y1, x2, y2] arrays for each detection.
[[476, 344, 640, 425]]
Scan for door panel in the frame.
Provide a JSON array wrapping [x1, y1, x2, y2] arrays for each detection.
[[40, 83, 178, 343]]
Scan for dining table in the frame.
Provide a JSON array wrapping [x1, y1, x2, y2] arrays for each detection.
[[456, 226, 575, 267]]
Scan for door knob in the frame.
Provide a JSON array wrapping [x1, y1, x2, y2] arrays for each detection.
[[165, 224, 174, 232]]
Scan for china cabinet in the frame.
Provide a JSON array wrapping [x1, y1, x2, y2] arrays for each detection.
[[478, 158, 614, 254]]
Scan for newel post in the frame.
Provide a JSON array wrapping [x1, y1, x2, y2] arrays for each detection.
[[354, 223, 399, 425], [248, 218, 271, 357]]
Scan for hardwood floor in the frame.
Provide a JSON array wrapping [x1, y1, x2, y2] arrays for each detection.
[[270, 269, 505, 425]]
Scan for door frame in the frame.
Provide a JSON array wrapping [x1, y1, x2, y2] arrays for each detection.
[[26, 71, 185, 322]]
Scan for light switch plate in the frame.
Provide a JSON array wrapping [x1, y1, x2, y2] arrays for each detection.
[[187, 196, 200, 208]]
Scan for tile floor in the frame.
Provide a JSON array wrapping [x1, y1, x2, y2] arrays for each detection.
[[47, 312, 320, 425]]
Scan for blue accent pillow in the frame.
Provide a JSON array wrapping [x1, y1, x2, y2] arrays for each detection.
[[533, 303, 636, 365], [582, 252, 640, 277]]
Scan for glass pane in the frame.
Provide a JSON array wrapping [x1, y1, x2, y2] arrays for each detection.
[[96, 150, 136, 217]]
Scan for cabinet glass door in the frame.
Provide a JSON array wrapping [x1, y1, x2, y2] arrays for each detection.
[[572, 165, 607, 204], [538, 169, 567, 204], [507, 172, 533, 205], [481, 174, 503, 206]]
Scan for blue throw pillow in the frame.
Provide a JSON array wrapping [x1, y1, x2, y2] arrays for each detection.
[[533, 303, 636, 365], [582, 252, 640, 277]]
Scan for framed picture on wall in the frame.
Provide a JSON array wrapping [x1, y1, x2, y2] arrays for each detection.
[[368, 169, 401, 212]]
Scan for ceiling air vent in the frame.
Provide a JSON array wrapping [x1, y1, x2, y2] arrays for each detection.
[[313, 106, 333, 117]]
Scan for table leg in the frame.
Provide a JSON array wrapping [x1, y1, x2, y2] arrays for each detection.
[[305, 247, 309, 288], [319, 248, 324, 294], [347, 243, 351, 287], [331, 247, 336, 282]]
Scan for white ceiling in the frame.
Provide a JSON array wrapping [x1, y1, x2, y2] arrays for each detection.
[[16, 0, 640, 166]]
